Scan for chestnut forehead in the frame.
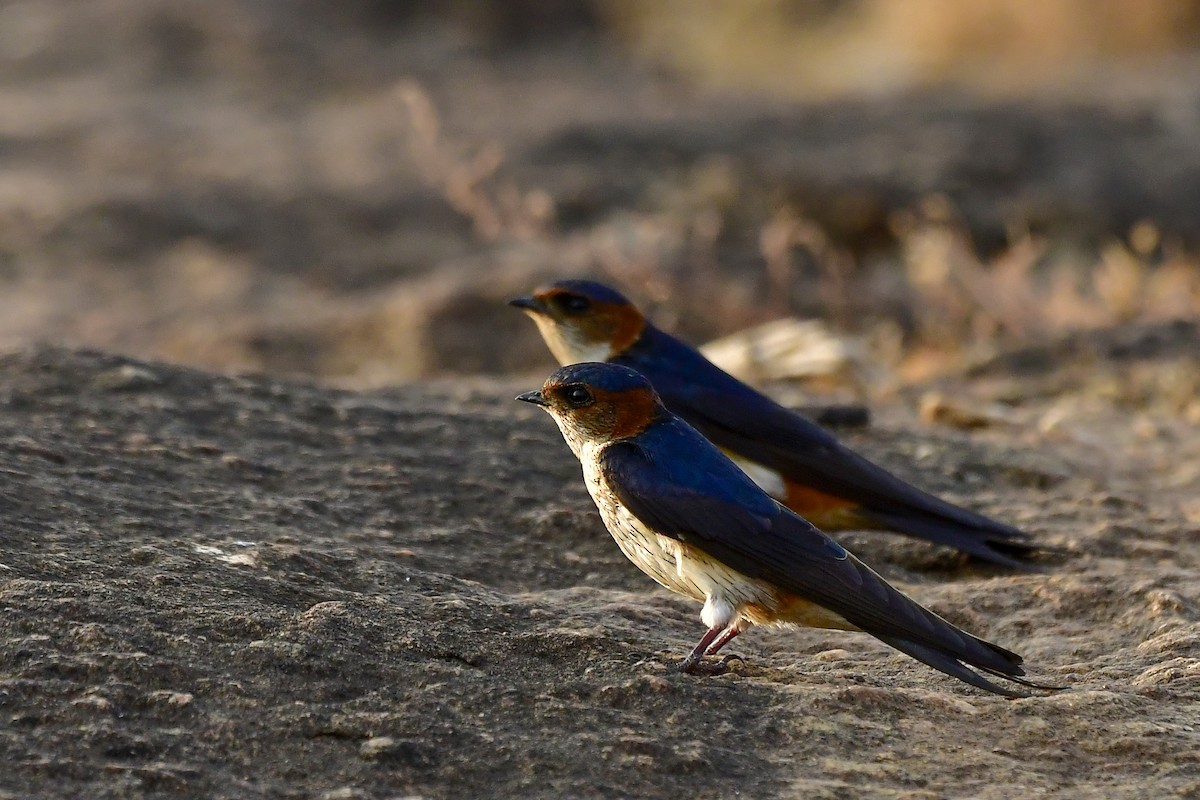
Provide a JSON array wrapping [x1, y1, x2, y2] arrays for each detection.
[[590, 385, 655, 406], [543, 381, 654, 405], [533, 286, 581, 303], [533, 286, 631, 310]]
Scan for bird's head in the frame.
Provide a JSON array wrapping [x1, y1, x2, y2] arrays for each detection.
[[516, 362, 665, 454], [508, 280, 645, 365]]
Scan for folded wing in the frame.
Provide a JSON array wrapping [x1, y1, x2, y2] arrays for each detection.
[[623, 340, 1033, 565]]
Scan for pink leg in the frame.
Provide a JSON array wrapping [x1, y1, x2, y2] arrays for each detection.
[[704, 625, 742, 656], [677, 624, 747, 675], [676, 626, 726, 674]]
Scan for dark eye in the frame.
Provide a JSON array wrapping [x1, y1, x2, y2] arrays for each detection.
[[562, 384, 594, 407], [558, 294, 591, 314]]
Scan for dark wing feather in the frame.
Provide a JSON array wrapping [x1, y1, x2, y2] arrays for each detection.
[[600, 438, 1035, 690], [623, 340, 1033, 562], [672, 380, 1027, 535]]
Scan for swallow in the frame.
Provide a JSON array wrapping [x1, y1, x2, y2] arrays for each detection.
[[517, 362, 1057, 695], [510, 280, 1035, 566]]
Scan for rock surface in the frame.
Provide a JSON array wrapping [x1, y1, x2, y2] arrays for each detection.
[[1, 344, 1197, 799]]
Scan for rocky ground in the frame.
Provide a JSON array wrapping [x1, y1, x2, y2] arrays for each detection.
[[1, 342, 1197, 799]]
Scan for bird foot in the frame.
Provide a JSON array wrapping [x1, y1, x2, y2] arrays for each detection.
[[675, 653, 743, 676], [676, 657, 728, 676]]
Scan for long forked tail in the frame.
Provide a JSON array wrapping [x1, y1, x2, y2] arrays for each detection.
[[873, 634, 1064, 698], [776, 467, 1039, 567], [861, 507, 1038, 568], [801, 547, 1064, 697]]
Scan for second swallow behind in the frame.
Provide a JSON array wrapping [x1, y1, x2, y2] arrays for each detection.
[[517, 362, 1059, 696]]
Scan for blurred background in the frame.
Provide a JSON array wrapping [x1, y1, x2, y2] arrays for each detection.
[[1, 0, 1199, 390]]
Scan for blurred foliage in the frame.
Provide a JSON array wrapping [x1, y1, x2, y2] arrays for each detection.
[[1, 0, 1198, 385], [600, 0, 1200, 95]]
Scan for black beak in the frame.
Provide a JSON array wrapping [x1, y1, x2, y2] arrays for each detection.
[[515, 390, 549, 407], [508, 295, 546, 314]]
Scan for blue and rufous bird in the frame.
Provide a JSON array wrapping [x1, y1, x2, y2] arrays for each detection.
[[517, 362, 1055, 695], [510, 279, 1035, 566]]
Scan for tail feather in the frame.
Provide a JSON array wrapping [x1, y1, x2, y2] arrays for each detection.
[[810, 551, 1059, 696], [874, 635, 1032, 698], [972, 664, 1067, 692], [861, 507, 1037, 567]]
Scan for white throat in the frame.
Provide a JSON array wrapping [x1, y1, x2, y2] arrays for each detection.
[[529, 314, 614, 365], [547, 411, 598, 462]]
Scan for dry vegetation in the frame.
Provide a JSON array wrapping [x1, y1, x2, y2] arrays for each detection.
[[605, 0, 1200, 96], [0, 0, 1197, 389], [396, 83, 1200, 384]]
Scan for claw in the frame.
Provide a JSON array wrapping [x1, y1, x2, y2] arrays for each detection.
[[676, 656, 730, 676]]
